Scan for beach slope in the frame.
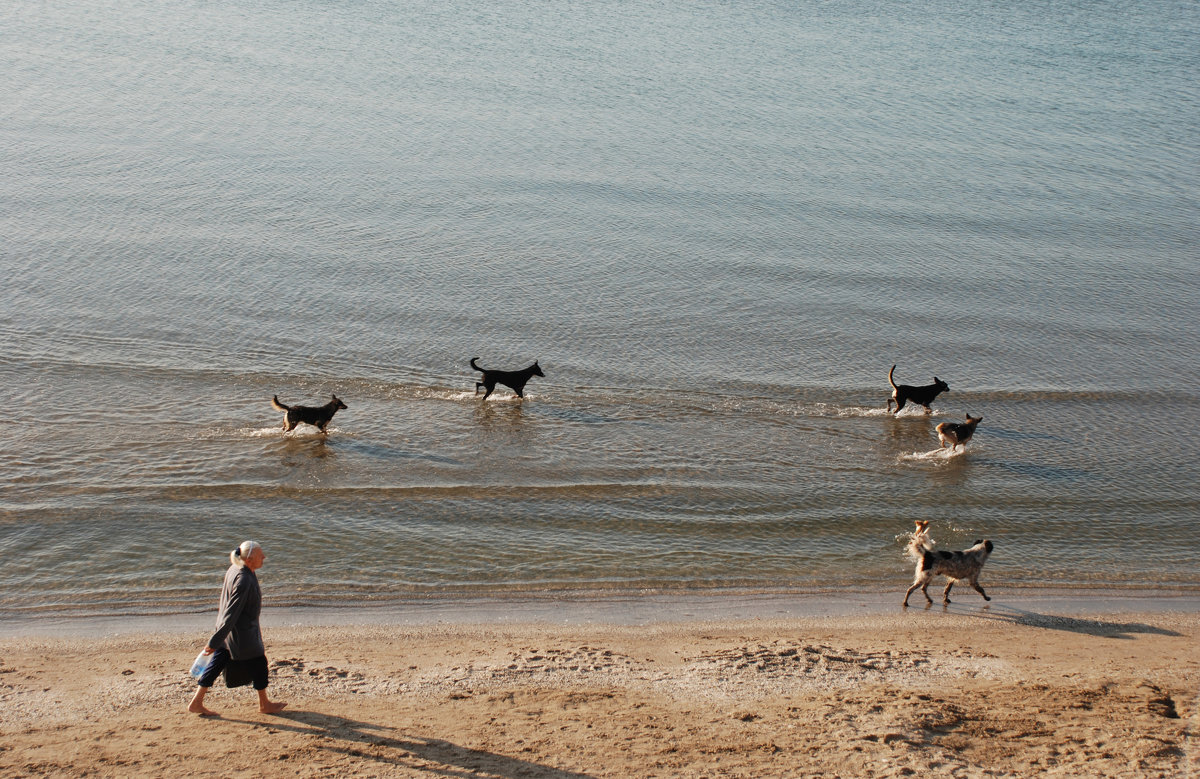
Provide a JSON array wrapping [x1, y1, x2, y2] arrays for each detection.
[[1, 608, 1196, 778]]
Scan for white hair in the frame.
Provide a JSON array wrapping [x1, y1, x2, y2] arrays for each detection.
[[230, 540, 262, 567]]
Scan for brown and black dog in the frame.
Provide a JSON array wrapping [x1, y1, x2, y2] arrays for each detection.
[[470, 358, 544, 400], [887, 364, 949, 414], [271, 394, 347, 433], [936, 414, 982, 451]]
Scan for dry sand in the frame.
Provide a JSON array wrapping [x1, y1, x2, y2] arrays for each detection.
[[1, 597, 1197, 778]]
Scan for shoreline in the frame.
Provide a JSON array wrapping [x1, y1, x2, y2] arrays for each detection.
[[1, 600, 1196, 777], [3, 587, 1198, 638]]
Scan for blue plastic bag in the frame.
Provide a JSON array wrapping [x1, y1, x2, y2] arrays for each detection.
[[189, 650, 212, 679]]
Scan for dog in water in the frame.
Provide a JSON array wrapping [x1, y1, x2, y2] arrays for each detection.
[[887, 364, 948, 414], [470, 358, 544, 400], [903, 520, 993, 606], [270, 394, 347, 433], [936, 414, 982, 451]]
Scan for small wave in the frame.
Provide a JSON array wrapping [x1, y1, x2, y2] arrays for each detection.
[[226, 426, 353, 439], [901, 447, 966, 462], [404, 388, 477, 401], [239, 426, 285, 438], [192, 426, 281, 440], [410, 387, 533, 403], [819, 404, 893, 418]]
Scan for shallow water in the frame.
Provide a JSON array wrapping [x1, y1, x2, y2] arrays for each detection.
[[2, 0, 1198, 617]]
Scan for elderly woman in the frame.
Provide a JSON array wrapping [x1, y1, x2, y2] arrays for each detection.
[[188, 541, 286, 716]]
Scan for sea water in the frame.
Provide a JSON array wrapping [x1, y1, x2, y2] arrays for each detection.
[[2, 0, 1198, 618]]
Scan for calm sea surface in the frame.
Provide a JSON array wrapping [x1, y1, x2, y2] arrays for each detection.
[[2, 0, 1198, 618]]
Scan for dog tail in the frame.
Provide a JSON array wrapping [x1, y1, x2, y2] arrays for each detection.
[[470, 358, 483, 373], [270, 395, 290, 412], [888, 364, 898, 389], [906, 531, 933, 561]]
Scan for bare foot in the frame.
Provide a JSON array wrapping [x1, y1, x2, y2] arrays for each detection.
[[188, 702, 219, 717], [260, 701, 288, 714]]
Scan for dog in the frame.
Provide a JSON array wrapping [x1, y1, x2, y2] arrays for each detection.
[[903, 521, 993, 606], [470, 358, 544, 400], [887, 364, 948, 414], [270, 394, 347, 433], [936, 414, 982, 451]]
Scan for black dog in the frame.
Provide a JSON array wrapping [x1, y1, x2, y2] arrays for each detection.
[[470, 358, 544, 400], [271, 394, 347, 433], [887, 364, 949, 414]]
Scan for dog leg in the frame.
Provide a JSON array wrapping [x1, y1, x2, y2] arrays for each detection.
[[942, 580, 955, 604], [971, 579, 990, 601], [905, 569, 935, 606], [481, 383, 494, 400], [893, 397, 906, 414]]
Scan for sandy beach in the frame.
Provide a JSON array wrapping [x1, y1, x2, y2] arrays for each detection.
[[1, 596, 1196, 778]]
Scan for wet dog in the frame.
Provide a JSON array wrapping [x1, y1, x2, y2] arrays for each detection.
[[887, 364, 948, 414], [903, 521, 993, 606], [936, 414, 982, 451], [470, 358, 544, 400], [271, 394, 347, 433]]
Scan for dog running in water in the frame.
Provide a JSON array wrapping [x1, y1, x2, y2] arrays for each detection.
[[903, 520, 994, 606], [470, 358, 544, 400], [270, 394, 347, 434], [887, 364, 949, 415], [936, 414, 982, 451]]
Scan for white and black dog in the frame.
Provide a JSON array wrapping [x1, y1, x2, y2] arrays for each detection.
[[903, 520, 994, 606]]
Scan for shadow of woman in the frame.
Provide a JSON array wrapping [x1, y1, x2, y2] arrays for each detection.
[[225, 709, 596, 778], [944, 602, 1185, 639]]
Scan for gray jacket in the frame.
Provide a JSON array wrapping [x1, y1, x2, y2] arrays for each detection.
[[207, 564, 265, 659]]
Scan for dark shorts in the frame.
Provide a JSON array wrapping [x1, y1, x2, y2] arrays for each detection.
[[196, 648, 269, 690]]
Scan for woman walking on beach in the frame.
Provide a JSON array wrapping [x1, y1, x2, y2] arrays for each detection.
[[188, 541, 287, 716]]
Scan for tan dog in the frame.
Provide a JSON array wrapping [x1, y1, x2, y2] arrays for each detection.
[[936, 414, 982, 451]]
